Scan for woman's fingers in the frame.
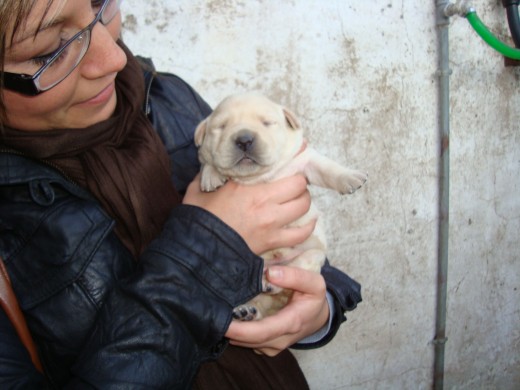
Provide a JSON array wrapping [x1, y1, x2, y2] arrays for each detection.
[[266, 266, 326, 296], [264, 174, 308, 204], [183, 174, 314, 254], [225, 267, 329, 356], [226, 308, 298, 355]]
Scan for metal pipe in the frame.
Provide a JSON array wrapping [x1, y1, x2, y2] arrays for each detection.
[[434, 1, 451, 389]]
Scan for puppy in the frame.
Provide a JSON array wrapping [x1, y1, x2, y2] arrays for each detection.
[[194, 92, 367, 320]]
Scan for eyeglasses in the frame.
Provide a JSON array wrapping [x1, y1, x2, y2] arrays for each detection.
[[2, 0, 121, 96]]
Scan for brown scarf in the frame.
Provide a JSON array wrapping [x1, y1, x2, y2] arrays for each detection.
[[1, 42, 181, 258]]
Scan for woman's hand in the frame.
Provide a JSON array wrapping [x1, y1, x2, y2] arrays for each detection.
[[225, 266, 329, 356], [183, 174, 316, 255]]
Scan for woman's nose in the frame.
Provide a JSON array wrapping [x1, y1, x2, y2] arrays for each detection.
[[80, 16, 127, 78]]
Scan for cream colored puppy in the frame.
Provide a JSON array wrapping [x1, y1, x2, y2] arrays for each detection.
[[194, 92, 367, 320]]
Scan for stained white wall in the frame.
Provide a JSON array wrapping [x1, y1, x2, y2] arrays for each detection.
[[121, 1, 520, 389]]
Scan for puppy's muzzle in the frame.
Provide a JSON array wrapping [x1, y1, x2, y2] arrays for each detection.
[[234, 130, 255, 152]]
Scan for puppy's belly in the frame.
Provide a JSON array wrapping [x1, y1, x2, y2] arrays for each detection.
[[262, 204, 326, 269], [263, 234, 326, 270]]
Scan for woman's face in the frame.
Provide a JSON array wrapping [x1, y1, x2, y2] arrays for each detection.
[[2, 0, 127, 131]]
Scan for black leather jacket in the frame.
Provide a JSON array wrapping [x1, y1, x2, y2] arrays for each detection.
[[0, 58, 361, 389]]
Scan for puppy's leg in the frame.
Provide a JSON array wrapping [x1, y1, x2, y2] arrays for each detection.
[[304, 148, 367, 195], [200, 164, 228, 192]]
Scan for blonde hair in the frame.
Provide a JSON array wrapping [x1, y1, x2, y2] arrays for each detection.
[[0, 0, 55, 128]]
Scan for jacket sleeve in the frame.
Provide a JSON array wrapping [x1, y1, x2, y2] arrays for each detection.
[[292, 260, 362, 350], [320, 260, 362, 345], [67, 205, 263, 388]]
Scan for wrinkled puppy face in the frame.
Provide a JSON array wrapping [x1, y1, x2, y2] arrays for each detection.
[[195, 93, 303, 179]]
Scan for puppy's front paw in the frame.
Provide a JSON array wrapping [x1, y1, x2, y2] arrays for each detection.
[[200, 173, 227, 192], [340, 170, 368, 195], [233, 305, 258, 321]]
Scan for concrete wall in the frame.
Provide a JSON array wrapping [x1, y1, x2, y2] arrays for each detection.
[[121, 1, 520, 388]]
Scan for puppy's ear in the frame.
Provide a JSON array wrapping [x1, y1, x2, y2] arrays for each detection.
[[283, 108, 301, 130], [194, 119, 207, 147]]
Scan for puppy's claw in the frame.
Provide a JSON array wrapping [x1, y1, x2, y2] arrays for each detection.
[[341, 171, 368, 195]]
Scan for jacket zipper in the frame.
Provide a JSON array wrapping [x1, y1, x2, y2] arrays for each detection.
[[143, 74, 155, 117]]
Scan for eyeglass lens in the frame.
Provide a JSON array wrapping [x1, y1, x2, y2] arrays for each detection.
[[37, 0, 121, 91], [38, 32, 91, 90], [101, 0, 121, 24]]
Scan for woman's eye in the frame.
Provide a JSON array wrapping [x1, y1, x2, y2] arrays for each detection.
[[31, 51, 56, 67], [91, 0, 103, 12], [30, 41, 69, 68]]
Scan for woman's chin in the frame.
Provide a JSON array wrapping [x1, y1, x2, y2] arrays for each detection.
[[70, 92, 118, 129]]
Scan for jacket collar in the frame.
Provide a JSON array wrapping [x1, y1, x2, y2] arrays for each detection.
[[136, 56, 157, 117]]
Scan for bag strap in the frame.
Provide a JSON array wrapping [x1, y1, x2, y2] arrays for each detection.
[[0, 257, 43, 373]]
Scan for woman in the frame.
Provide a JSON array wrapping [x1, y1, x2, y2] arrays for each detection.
[[0, 0, 361, 388]]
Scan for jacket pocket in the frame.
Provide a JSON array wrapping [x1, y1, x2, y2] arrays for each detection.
[[4, 196, 114, 310]]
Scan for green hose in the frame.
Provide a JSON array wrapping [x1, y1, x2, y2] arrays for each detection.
[[466, 11, 520, 60]]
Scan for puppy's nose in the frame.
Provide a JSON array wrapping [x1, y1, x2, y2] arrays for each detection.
[[235, 132, 255, 152]]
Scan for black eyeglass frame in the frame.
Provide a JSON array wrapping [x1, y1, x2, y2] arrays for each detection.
[[2, 0, 118, 96]]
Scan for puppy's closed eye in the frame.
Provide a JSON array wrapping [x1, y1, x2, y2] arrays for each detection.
[[261, 119, 277, 127], [212, 120, 228, 131]]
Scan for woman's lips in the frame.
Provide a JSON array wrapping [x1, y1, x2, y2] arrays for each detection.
[[77, 81, 115, 106]]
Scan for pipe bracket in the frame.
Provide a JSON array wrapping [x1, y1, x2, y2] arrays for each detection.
[[436, 69, 453, 77], [432, 337, 449, 345]]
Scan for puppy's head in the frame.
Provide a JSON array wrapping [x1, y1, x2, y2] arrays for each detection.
[[195, 92, 303, 180]]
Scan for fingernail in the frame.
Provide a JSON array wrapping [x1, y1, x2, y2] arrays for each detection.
[[268, 267, 282, 279]]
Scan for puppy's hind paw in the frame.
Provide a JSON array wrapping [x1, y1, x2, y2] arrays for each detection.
[[233, 305, 258, 321], [262, 280, 283, 295]]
